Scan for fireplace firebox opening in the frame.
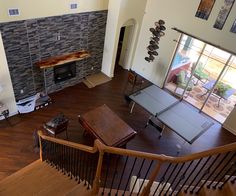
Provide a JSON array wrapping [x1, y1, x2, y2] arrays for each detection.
[[54, 62, 76, 83]]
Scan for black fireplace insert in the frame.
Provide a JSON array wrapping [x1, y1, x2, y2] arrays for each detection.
[[54, 62, 76, 83]]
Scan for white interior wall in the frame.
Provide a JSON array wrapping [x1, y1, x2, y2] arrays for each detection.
[[0, 33, 17, 117], [0, 0, 109, 22], [132, 0, 236, 87], [102, 0, 147, 77]]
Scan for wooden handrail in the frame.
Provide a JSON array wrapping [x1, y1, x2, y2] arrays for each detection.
[[38, 130, 236, 163], [38, 130, 98, 153], [38, 131, 236, 195], [98, 140, 236, 163]]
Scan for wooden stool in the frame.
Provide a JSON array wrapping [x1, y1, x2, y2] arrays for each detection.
[[124, 70, 144, 95]]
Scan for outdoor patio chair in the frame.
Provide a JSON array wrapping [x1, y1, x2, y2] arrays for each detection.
[[174, 70, 194, 96], [192, 62, 209, 85]]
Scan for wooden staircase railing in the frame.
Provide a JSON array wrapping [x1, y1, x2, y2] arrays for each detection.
[[38, 131, 236, 195]]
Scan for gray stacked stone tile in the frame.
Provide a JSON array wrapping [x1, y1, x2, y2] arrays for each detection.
[[0, 10, 107, 100]]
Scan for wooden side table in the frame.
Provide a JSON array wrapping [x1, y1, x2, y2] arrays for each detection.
[[78, 104, 137, 147]]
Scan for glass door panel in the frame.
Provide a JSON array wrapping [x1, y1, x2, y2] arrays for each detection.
[[164, 33, 235, 124], [202, 56, 236, 123], [186, 47, 229, 110], [165, 35, 203, 97]]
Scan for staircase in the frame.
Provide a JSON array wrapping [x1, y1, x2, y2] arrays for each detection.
[[0, 131, 235, 196], [0, 160, 90, 196]]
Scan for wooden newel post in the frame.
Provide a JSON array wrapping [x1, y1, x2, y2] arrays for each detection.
[[92, 140, 105, 195], [140, 162, 162, 196], [38, 130, 43, 162]]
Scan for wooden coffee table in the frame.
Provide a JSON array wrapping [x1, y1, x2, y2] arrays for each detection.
[[78, 105, 136, 147]]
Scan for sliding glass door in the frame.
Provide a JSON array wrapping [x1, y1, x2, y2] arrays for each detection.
[[164, 35, 236, 123]]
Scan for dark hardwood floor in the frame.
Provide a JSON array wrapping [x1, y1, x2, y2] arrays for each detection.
[[0, 66, 236, 181]]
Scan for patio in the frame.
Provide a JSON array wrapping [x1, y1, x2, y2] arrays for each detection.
[[165, 81, 236, 123]]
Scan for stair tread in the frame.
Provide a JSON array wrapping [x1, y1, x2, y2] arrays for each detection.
[[98, 188, 137, 195], [0, 160, 80, 196], [202, 185, 232, 196], [66, 181, 93, 196], [226, 177, 236, 196]]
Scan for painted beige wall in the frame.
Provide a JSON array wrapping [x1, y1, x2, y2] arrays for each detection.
[[101, 0, 121, 77], [0, 0, 109, 22], [102, 0, 147, 77], [0, 33, 17, 116], [132, 0, 236, 86]]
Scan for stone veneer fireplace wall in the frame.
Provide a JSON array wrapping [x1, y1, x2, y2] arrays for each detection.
[[0, 10, 107, 100]]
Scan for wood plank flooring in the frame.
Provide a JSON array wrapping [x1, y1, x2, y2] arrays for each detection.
[[0, 66, 236, 182]]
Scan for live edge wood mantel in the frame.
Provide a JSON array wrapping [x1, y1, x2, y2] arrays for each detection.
[[36, 50, 90, 69]]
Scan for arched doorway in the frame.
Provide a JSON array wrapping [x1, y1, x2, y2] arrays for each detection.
[[114, 19, 136, 75]]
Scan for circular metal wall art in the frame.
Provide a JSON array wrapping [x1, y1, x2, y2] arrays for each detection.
[[145, 19, 166, 63]]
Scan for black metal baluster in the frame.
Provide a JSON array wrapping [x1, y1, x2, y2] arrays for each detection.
[[182, 158, 203, 193], [79, 150, 83, 183], [102, 154, 111, 195], [68, 147, 71, 175], [72, 148, 76, 179], [71, 148, 75, 179], [90, 153, 97, 189], [84, 153, 89, 186], [189, 156, 212, 193], [175, 161, 194, 195], [42, 139, 45, 161], [64, 146, 68, 174], [59, 144, 63, 172], [130, 159, 145, 195], [78, 150, 82, 183], [75, 149, 79, 181], [50, 142, 54, 166], [65, 146, 69, 175], [55, 143, 59, 170], [91, 153, 99, 187], [82, 151, 86, 183], [219, 169, 236, 189], [137, 160, 154, 196], [52, 142, 56, 167], [166, 162, 185, 195], [87, 153, 93, 189], [75, 149, 79, 180], [210, 153, 236, 189], [216, 162, 236, 189], [116, 156, 129, 196], [122, 157, 137, 196], [47, 141, 52, 164], [68, 147, 72, 177], [159, 163, 178, 195], [45, 140, 49, 162], [108, 155, 121, 195], [153, 163, 172, 196], [207, 153, 233, 189], [196, 154, 221, 194], [47, 141, 51, 164], [63, 145, 66, 174], [80, 151, 84, 183]]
